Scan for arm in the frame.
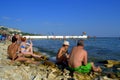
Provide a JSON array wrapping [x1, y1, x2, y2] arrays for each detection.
[[57, 48, 63, 59], [83, 51, 87, 65], [12, 45, 19, 61]]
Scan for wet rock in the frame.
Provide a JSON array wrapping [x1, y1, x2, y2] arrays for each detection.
[[107, 73, 117, 79], [107, 60, 120, 65], [117, 68, 120, 71], [103, 60, 120, 68], [104, 64, 113, 68]]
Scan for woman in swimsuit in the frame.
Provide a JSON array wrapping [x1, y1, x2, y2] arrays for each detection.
[[20, 37, 41, 58]]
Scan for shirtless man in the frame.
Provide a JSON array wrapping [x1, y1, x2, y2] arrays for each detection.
[[7, 36, 37, 64], [68, 40, 101, 73], [56, 41, 69, 64]]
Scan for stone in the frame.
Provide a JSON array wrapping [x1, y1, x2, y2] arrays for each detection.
[[107, 73, 117, 79], [47, 72, 56, 79], [43, 61, 56, 67], [116, 72, 120, 78], [107, 60, 120, 65], [73, 72, 91, 80], [33, 74, 42, 80], [104, 64, 113, 68], [117, 68, 120, 71], [63, 69, 70, 76], [102, 76, 114, 80]]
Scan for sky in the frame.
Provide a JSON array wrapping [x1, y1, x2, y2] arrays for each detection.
[[0, 0, 120, 37]]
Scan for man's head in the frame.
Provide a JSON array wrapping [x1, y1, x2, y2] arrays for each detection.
[[77, 39, 84, 46], [12, 36, 17, 43]]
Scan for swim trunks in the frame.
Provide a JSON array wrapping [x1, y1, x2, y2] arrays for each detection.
[[69, 63, 92, 73]]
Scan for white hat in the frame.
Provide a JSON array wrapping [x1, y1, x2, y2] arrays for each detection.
[[63, 41, 69, 46]]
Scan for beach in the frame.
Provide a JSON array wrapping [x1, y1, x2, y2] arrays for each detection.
[[0, 40, 120, 80]]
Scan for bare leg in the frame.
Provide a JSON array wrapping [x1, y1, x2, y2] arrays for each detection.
[[23, 51, 41, 58], [90, 62, 102, 72], [26, 44, 33, 52], [15, 57, 38, 64]]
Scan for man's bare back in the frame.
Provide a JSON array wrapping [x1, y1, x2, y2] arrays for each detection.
[[68, 46, 87, 68]]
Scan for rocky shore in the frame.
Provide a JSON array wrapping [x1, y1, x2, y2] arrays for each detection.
[[0, 41, 120, 80]]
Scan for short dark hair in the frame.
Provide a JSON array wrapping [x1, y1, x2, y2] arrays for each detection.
[[77, 39, 84, 46], [12, 36, 17, 43]]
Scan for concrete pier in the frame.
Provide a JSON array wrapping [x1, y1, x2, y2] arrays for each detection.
[[23, 35, 88, 39]]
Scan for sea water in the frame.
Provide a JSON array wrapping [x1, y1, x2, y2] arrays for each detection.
[[32, 37, 120, 62]]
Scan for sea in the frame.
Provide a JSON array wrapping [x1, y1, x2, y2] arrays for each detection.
[[32, 37, 120, 62]]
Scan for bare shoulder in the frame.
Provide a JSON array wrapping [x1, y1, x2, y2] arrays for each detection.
[[83, 49, 87, 55], [72, 46, 77, 50], [59, 47, 63, 51]]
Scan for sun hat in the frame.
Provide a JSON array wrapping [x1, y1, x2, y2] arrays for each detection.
[[63, 41, 69, 46]]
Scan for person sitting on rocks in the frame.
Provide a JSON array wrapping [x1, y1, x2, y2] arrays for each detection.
[[7, 36, 37, 64], [56, 41, 70, 64], [68, 40, 102, 73], [20, 37, 41, 58]]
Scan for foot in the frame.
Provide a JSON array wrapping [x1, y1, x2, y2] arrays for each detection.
[[97, 66, 102, 72]]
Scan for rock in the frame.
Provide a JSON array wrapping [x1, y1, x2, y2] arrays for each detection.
[[94, 76, 103, 80], [107, 60, 120, 65], [40, 56, 48, 61], [73, 72, 91, 80], [107, 73, 117, 79], [47, 72, 56, 79], [63, 69, 70, 76], [103, 60, 120, 68], [33, 74, 42, 80], [104, 64, 113, 68], [117, 68, 120, 71], [43, 61, 56, 67], [12, 61, 22, 66], [24, 54, 32, 58], [116, 72, 120, 78], [55, 76, 64, 80], [102, 76, 114, 80]]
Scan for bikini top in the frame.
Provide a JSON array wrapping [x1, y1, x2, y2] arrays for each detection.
[[20, 45, 26, 48]]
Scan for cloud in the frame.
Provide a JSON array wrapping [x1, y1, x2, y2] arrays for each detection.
[[43, 22, 64, 26], [1, 16, 22, 22], [15, 18, 22, 22], [2, 16, 10, 20]]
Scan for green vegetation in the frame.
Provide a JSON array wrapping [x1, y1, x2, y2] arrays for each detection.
[[0, 26, 42, 36], [21, 32, 42, 36], [0, 27, 8, 30]]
